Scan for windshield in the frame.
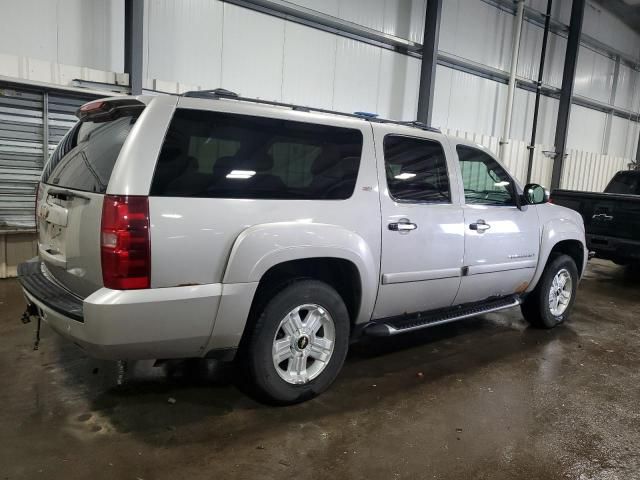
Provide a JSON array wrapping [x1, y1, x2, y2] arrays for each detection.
[[605, 172, 640, 195]]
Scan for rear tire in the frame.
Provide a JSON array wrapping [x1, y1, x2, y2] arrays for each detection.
[[238, 279, 350, 405], [521, 254, 578, 329]]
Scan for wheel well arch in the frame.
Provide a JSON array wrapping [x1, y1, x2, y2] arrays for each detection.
[[548, 240, 584, 277], [246, 257, 362, 326]]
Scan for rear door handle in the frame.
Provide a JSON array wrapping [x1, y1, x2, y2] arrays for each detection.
[[592, 213, 614, 221], [388, 221, 418, 232], [469, 219, 491, 232]]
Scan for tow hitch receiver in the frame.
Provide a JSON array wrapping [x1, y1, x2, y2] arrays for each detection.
[[21, 303, 42, 350]]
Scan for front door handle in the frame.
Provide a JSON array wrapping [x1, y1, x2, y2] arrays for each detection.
[[389, 221, 418, 232], [592, 213, 614, 221], [469, 219, 491, 232]]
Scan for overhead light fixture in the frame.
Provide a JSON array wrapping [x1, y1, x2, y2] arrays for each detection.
[[226, 170, 256, 179], [394, 172, 416, 180]]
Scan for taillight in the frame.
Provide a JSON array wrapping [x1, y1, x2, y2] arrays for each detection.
[[101, 195, 150, 290]]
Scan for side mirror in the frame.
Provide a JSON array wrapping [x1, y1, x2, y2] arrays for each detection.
[[523, 183, 549, 205]]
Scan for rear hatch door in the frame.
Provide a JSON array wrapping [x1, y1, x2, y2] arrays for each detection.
[[38, 99, 144, 298]]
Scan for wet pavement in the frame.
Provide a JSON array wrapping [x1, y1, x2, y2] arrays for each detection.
[[1, 259, 639, 479]]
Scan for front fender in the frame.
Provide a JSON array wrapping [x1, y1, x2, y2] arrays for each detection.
[[223, 222, 379, 324], [527, 213, 587, 292]]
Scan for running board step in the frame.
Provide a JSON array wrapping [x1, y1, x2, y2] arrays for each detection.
[[364, 295, 521, 337]]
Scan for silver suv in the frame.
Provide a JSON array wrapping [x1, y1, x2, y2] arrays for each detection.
[[19, 90, 587, 404]]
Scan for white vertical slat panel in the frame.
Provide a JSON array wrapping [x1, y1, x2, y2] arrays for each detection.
[[221, 4, 285, 100], [582, 1, 640, 61], [512, 20, 567, 90], [431, 65, 453, 129], [284, 0, 425, 42], [510, 89, 536, 143], [337, 0, 385, 32], [0, 0, 124, 72], [530, 146, 554, 187], [145, 0, 223, 89], [589, 51, 616, 104], [281, 23, 337, 109], [383, 0, 426, 43], [517, 20, 543, 82], [332, 38, 381, 114], [440, 0, 513, 73], [542, 32, 567, 89], [525, 0, 571, 24], [376, 50, 420, 120], [559, 150, 630, 192], [566, 104, 607, 153], [57, 0, 125, 73], [614, 64, 635, 110], [608, 116, 632, 158], [627, 122, 640, 160], [445, 69, 507, 137], [532, 95, 560, 146], [285, 0, 340, 16]]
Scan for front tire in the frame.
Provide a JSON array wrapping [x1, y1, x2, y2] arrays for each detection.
[[521, 254, 578, 329], [239, 279, 350, 405]]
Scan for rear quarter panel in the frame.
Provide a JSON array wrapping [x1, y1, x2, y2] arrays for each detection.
[[146, 99, 382, 305]]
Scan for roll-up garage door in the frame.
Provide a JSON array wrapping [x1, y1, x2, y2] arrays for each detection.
[[0, 85, 98, 230], [0, 87, 44, 229]]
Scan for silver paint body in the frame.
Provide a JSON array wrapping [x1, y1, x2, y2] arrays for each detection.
[[26, 95, 588, 360]]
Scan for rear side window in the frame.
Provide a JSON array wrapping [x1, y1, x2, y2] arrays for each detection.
[[150, 109, 363, 199], [383, 135, 450, 203], [43, 112, 141, 193], [605, 172, 640, 195]]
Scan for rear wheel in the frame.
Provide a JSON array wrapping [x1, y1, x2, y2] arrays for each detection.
[[239, 279, 350, 405], [521, 254, 578, 329]]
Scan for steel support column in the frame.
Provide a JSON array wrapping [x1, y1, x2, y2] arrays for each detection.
[[125, 0, 144, 95], [416, 0, 442, 125], [602, 55, 621, 155], [550, 0, 585, 190], [525, 0, 552, 183]]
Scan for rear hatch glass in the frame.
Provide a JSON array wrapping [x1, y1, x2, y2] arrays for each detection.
[[38, 101, 143, 297]]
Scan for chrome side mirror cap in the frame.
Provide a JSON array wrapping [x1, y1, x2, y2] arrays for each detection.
[[523, 183, 549, 205]]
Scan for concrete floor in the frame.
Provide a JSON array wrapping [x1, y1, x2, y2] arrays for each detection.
[[1, 260, 639, 480]]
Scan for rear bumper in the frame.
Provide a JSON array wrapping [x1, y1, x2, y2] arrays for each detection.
[[18, 259, 256, 360], [587, 234, 640, 262]]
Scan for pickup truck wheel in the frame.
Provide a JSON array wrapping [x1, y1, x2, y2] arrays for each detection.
[[239, 279, 350, 405], [521, 254, 578, 329]]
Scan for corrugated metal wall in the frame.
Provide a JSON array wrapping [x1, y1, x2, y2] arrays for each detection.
[[0, 85, 97, 230], [0, 0, 125, 73], [0, 88, 44, 229], [142, 0, 640, 162], [444, 126, 629, 193]]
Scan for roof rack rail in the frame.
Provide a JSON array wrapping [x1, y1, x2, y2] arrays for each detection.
[[180, 88, 441, 133]]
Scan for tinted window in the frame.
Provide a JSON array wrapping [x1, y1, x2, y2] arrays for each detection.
[[605, 172, 640, 195], [150, 109, 363, 199], [456, 145, 515, 206], [43, 113, 140, 193], [383, 135, 450, 203]]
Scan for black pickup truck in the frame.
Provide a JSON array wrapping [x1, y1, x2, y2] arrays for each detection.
[[551, 170, 640, 266]]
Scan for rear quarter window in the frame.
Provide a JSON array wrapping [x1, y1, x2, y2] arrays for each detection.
[[150, 109, 363, 200]]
